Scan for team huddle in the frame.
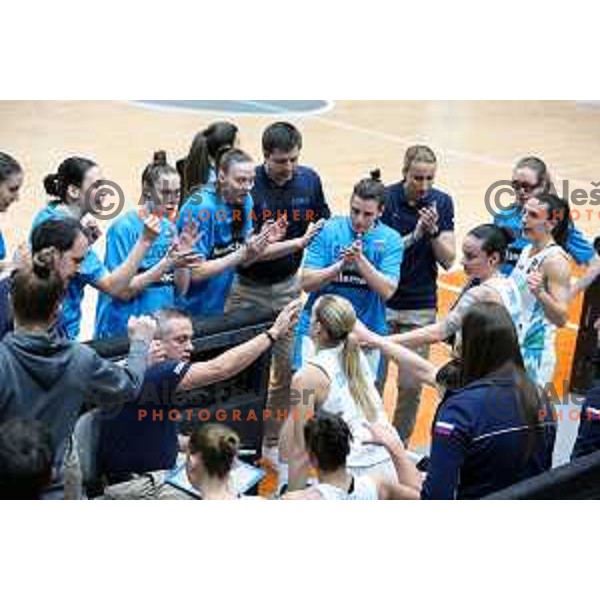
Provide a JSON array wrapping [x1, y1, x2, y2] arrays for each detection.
[[1, 120, 599, 500]]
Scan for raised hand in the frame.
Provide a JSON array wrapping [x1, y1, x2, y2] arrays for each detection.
[[127, 315, 157, 344], [301, 219, 326, 248], [417, 205, 439, 237], [268, 298, 303, 339], [142, 215, 162, 242], [341, 239, 363, 264], [81, 217, 103, 245], [178, 220, 202, 253], [265, 216, 288, 243], [527, 269, 545, 297], [243, 228, 270, 262]]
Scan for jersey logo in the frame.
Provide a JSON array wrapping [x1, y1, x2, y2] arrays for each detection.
[[434, 421, 455, 437]]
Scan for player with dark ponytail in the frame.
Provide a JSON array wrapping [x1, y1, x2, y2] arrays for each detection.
[[293, 170, 403, 382], [30, 156, 164, 339]]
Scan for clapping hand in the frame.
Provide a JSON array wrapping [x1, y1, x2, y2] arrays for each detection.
[[527, 269, 545, 297]]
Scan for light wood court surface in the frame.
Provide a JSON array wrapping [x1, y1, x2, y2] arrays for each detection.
[[1, 101, 599, 455]]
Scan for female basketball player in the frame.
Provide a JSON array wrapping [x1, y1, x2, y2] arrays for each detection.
[[380, 144, 456, 443], [94, 151, 201, 338], [355, 302, 557, 499], [31, 156, 167, 339], [185, 424, 245, 500], [292, 172, 403, 377], [495, 156, 593, 274], [510, 193, 572, 387], [280, 295, 398, 491], [0, 152, 24, 272], [177, 148, 273, 317], [283, 412, 420, 500], [383, 224, 521, 352], [178, 121, 239, 201]]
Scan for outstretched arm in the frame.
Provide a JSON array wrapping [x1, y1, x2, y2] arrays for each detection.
[[178, 300, 302, 390]]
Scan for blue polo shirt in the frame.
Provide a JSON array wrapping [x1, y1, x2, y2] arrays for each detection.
[[293, 216, 403, 368], [572, 386, 600, 460], [237, 165, 331, 284], [31, 204, 108, 340], [382, 182, 455, 311], [422, 377, 556, 499], [97, 359, 191, 477], [177, 187, 253, 316], [95, 210, 178, 339], [494, 207, 595, 275]]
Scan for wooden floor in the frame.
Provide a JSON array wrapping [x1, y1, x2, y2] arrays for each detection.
[[1, 100, 599, 455]]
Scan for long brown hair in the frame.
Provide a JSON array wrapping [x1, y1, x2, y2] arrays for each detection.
[[314, 295, 378, 422], [182, 122, 238, 198], [460, 302, 543, 456]]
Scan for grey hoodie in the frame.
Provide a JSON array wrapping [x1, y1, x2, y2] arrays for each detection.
[[0, 330, 149, 478]]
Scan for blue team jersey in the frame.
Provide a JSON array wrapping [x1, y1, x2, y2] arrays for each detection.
[[293, 217, 403, 368], [31, 204, 107, 340], [177, 187, 253, 316], [495, 207, 595, 275], [422, 377, 556, 499], [0, 230, 5, 260], [95, 210, 178, 338]]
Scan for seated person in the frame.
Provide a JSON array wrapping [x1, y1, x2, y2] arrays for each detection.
[[283, 411, 420, 500], [0, 418, 54, 500], [185, 424, 247, 500], [97, 300, 301, 485]]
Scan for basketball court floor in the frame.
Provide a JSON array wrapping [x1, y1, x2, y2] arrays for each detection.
[[1, 100, 599, 460]]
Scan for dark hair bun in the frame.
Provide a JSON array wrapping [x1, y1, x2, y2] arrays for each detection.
[[32, 248, 57, 279], [43, 173, 60, 197], [153, 151, 167, 165], [370, 168, 382, 182], [218, 434, 239, 457]]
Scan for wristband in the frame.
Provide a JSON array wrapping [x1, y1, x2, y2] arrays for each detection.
[[265, 330, 278, 345]]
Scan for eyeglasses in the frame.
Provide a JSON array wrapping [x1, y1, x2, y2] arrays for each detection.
[[511, 180, 539, 193]]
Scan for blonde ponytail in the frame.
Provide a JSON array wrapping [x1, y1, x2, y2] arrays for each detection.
[[342, 335, 378, 422], [315, 294, 379, 422]]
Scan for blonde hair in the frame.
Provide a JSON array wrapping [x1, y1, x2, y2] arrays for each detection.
[[402, 145, 437, 178], [314, 295, 378, 422]]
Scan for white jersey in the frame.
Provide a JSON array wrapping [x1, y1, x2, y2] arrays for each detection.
[[510, 243, 567, 387], [481, 275, 523, 327], [308, 344, 393, 471], [313, 475, 379, 500]]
